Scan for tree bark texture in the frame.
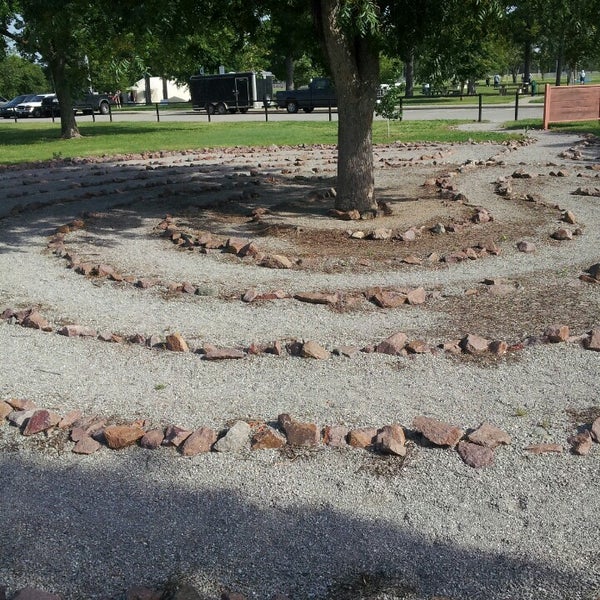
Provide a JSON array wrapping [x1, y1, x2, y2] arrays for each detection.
[[313, 0, 380, 214], [48, 55, 80, 139]]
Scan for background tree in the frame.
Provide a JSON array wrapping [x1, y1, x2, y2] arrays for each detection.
[[0, 52, 48, 97]]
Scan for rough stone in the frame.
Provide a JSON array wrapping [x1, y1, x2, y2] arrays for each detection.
[[460, 333, 490, 354], [103, 424, 145, 449], [376, 424, 407, 456], [591, 417, 600, 442], [22, 409, 61, 436], [376, 331, 408, 355], [225, 237, 251, 255], [7, 398, 37, 411], [8, 410, 34, 427], [259, 254, 293, 269], [544, 324, 570, 343], [332, 345, 359, 358], [517, 240, 536, 253], [242, 288, 259, 303], [72, 436, 101, 455], [0, 401, 12, 421], [165, 332, 190, 352], [370, 227, 392, 240], [488, 340, 508, 355], [58, 409, 83, 429], [587, 263, 600, 280], [21, 310, 53, 331], [551, 228, 573, 241], [406, 339, 430, 354], [368, 289, 407, 308], [214, 420, 251, 452], [140, 429, 165, 449], [202, 347, 246, 360], [251, 425, 287, 450], [301, 340, 330, 359], [467, 422, 511, 449], [347, 427, 379, 448], [294, 291, 339, 305], [57, 324, 97, 338], [525, 443, 563, 454], [413, 416, 464, 447], [181, 427, 217, 456], [278, 413, 319, 446], [562, 210, 577, 224], [569, 431, 593, 455], [406, 287, 426, 305], [162, 425, 192, 447], [583, 329, 600, 351], [457, 440, 495, 468], [323, 425, 350, 447]]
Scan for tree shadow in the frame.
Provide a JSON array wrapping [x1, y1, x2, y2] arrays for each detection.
[[0, 450, 596, 600]]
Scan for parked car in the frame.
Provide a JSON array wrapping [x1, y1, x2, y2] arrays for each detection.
[[0, 96, 7, 106], [15, 93, 56, 118], [1, 94, 36, 118], [275, 77, 336, 113], [40, 94, 60, 117]]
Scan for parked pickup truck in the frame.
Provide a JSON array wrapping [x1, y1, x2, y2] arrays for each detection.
[[74, 92, 118, 115], [275, 77, 336, 113]]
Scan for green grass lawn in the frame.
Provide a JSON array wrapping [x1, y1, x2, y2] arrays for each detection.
[[0, 120, 522, 165]]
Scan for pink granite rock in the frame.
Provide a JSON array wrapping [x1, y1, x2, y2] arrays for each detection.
[[413, 416, 463, 447]]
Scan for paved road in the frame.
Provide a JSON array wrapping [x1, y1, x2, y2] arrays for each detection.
[[5, 98, 544, 126]]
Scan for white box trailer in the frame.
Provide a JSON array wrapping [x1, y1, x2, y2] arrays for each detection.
[[189, 71, 274, 114]]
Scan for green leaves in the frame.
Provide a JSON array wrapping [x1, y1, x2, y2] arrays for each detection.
[[338, 0, 380, 37]]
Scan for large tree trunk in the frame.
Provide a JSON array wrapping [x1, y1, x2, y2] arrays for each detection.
[[313, 0, 379, 215], [49, 55, 80, 139], [144, 74, 152, 104], [404, 47, 414, 98], [285, 55, 294, 90]]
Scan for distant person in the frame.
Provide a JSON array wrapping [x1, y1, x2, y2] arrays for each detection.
[[112, 90, 121, 108], [493, 74, 500, 88], [485, 76, 490, 87], [580, 69, 586, 84]]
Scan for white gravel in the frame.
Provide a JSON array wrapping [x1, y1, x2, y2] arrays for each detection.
[[0, 129, 599, 600]]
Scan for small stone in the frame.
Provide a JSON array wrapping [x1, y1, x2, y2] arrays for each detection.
[[57, 324, 97, 338], [525, 443, 563, 454], [590, 417, 600, 442], [22, 409, 61, 436], [370, 227, 392, 240], [460, 333, 490, 354], [569, 431, 593, 455], [259, 254, 293, 269], [294, 292, 339, 305], [165, 332, 189, 352], [406, 339, 429, 354], [72, 436, 101, 455], [58, 410, 83, 429], [162, 425, 192, 447], [301, 340, 330, 359], [347, 427, 378, 448], [544, 324, 569, 343], [587, 263, 600, 280], [401, 254, 422, 265], [457, 440, 495, 468], [488, 340, 508, 355], [467, 422, 511, 449], [103, 424, 145, 449], [406, 287, 426, 305], [8, 410, 35, 427], [332, 345, 359, 358], [21, 310, 52, 331], [551, 228, 573, 241], [225, 237, 251, 255], [376, 332, 408, 355], [583, 329, 600, 351], [7, 398, 37, 411], [278, 413, 319, 446], [214, 421, 251, 452], [376, 424, 407, 456], [368, 289, 407, 308], [323, 425, 350, 447], [242, 288, 259, 302], [0, 401, 12, 421], [181, 427, 217, 456], [562, 210, 577, 224], [517, 240, 536, 253], [202, 347, 246, 360], [413, 416, 463, 447], [140, 429, 165, 449], [251, 425, 287, 450]]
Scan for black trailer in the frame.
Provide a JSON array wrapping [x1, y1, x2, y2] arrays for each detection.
[[189, 71, 273, 114]]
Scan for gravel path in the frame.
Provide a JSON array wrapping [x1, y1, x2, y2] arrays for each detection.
[[0, 129, 599, 600]]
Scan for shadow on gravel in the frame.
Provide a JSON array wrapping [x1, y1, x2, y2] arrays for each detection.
[[0, 158, 337, 250], [0, 452, 595, 600]]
